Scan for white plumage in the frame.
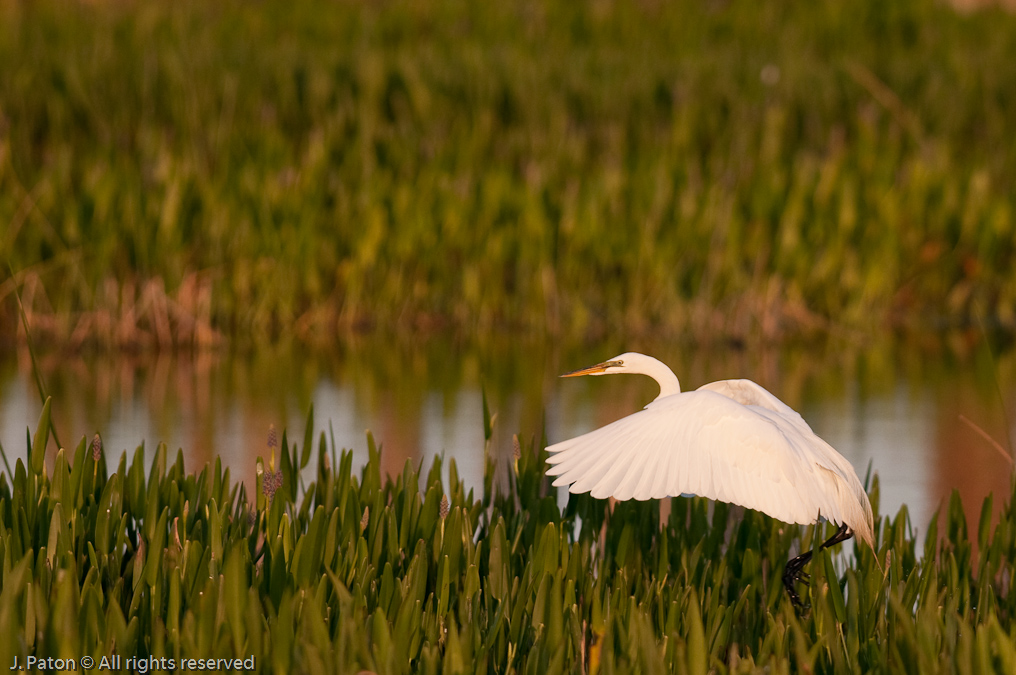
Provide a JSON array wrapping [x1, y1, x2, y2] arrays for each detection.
[[546, 352, 874, 548]]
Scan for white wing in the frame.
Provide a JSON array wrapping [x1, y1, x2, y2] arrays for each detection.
[[700, 379, 873, 542], [697, 379, 812, 435], [546, 389, 873, 545]]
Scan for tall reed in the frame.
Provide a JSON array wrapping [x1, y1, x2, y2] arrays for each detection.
[[1, 401, 1014, 672]]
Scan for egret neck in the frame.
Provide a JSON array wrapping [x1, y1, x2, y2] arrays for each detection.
[[628, 353, 682, 400]]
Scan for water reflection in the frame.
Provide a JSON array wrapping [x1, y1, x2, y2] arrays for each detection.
[[1, 336, 1013, 540]]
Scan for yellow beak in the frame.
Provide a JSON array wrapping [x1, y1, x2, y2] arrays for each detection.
[[560, 360, 622, 377]]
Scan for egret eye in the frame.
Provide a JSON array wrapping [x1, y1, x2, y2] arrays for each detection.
[[616, 360, 623, 366]]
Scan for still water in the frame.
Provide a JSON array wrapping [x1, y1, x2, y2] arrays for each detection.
[[1, 335, 1013, 538]]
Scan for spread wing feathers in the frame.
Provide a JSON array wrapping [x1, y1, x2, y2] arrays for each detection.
[[696, 379, 812, 435], [546, 390, 874, 546]]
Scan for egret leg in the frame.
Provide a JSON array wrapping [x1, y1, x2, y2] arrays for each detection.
[[782, 523, 853, 610]]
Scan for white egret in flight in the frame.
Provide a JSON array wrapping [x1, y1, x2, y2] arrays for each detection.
[[546, 352, 874, 608]]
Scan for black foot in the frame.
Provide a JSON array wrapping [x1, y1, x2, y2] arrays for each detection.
[[781, 523, 854, 611], [782, 551, 812, 610]]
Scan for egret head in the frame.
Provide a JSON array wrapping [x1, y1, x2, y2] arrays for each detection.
[[560, 352, 681, 398]]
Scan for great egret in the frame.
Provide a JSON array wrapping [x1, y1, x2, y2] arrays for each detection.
[[546, 352, 874, 608]]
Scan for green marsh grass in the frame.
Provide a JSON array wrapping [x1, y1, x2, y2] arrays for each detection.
[[1, 399, 1015, 672], [2, 0, 1016, 346]]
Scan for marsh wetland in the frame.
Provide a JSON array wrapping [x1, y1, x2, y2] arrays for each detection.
[[4, 0, 1016, 670]]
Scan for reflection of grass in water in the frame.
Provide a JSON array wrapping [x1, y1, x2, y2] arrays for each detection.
[[2, 0, 1016, 347], [6, 331, 1010, 469], [3, 402, 1016, 672]]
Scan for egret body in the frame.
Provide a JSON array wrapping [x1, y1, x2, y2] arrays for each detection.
[[546, 352, 874, 607]]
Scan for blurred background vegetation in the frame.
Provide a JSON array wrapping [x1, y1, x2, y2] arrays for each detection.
[[1, 0, 1015, 349]]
